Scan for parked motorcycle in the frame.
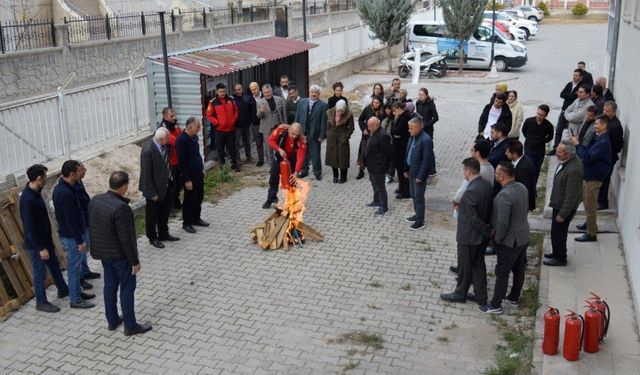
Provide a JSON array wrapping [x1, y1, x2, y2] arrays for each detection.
[[398, 51, 448, 78]]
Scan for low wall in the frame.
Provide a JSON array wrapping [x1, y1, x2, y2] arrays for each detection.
[[288, 9, 359, 38]]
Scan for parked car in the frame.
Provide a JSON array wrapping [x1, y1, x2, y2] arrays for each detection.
[[483, 11, 538, 40], [513, 5, 545, 22], [482, 20, 526, 42], [408, 20, 527, 72], [504, 9, 526, 20]]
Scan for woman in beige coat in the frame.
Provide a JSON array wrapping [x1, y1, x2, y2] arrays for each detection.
[[507, 90, 524, 139]]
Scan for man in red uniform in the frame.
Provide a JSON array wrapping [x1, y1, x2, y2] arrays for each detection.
[[160, 107, 183, 210], [263, 123, 307, 209], [206, 83, 240, 171]]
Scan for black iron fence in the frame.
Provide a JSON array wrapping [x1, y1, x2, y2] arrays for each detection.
[[209, 5, 271, 26], [294, 0, 357, 15], [180, 8, 207, 30], [0, 18, 56, 53], [64, 12, 174, 43]]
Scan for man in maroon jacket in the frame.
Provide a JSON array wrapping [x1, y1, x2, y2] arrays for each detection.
[[206, 83, 240, 171]]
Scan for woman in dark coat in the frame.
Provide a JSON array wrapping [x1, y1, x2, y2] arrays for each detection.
[[325, 99, 355, 183], [415, 88, 439, 139], [327, 81, 348, 109], [356, 96, 385, 179], [381, 104, 395, 183]]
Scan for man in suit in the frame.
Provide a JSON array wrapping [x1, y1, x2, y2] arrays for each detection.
[[73, 162, 101, 289], [544, 141, 583, 266], [488, 122, 510, 168], [441, 158, 493, 304], [403, 116, 434, 230], [478, 93, 512, 139], [598, 101, 624, 210], [139, 127, 180, 248], [89, 171, 152, 336], [595, 76, 615, 102], [295, 84, 328, 180], [577, 61, 594, 86], [550, 68, 584, 154], [249, 82, 265, 166], [481, 162, 530, 315], [273, 75, 291, 100], [391, 101, 412, 199], [176, 117, 209, 234], [564, 84, 594, 136], [506, 140, 537, 211], [364, 117, 393, 215], [257, 84, 287, 166], [159, 107, 183, 210]]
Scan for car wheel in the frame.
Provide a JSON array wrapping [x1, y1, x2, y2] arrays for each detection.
[[520, 27, 530, 40], [398, 65, 410, 78], [528, 16, 538, 22], [494, 58, 508, 72]]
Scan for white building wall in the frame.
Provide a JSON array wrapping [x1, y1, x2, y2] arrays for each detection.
[[0, 0, 52, 20]]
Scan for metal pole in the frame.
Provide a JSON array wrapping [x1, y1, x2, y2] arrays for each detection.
[[490, 2, 496, 69], [433, 0, 436, 22], [159, 12, 173, 108], [302, 0, 308, 41]]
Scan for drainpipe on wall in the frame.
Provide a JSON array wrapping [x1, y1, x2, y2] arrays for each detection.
[[608, 0, 622, 92]]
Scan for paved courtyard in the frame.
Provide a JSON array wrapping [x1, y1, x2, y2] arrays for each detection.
[[0, 24, 612, 374]]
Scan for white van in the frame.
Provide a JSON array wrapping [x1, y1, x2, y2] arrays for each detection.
[[408, 21, 527, 71]]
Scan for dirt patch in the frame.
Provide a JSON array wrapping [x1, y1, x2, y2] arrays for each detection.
[[82, 143, 143, 201]]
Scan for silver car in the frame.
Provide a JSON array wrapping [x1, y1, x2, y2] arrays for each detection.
[[514, 5, 545, 22]]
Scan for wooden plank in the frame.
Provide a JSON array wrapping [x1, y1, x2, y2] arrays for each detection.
[[276, 222, 288, 250], [264, 216, 287, 245], [14, 245, 33, 285], [298, 222, 324, 241], [0, 226, 12, 258], [0, 260, 24, 297]]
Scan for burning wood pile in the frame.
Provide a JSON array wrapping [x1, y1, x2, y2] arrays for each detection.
[[251, 178, 323, 250]]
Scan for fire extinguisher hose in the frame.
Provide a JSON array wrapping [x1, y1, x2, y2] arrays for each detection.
[[579, 314, 585, 350], [603, 300, 611, 337]]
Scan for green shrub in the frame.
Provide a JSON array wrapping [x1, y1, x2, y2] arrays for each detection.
[[538, 1, 550, 16], [486, 1, 507, 11], [572, 2, 589, 16]]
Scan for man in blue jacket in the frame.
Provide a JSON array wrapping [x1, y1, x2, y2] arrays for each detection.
[[403, 116, 434, 230], [53, 160, 96, 309], [571, 115, 612, 242], [19, 164, 68, 312]]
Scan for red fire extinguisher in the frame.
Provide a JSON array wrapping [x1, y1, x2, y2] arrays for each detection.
[[583, 302, 602, 353], [542, 306, 560, 355], [280, 159, 291, 190], [588, 292, 610, 341], [563, 310, 584, 361]]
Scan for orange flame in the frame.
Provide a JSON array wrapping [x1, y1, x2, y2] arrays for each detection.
[[283, 179, 309, 230]]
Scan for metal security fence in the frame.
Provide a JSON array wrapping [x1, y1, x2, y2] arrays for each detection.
[[209, 5, 271, 26], [291, 0, 357, 15], [0, 19, 56, 53], [0, 74, 150, 178], [180, 8, 207, 30], [65, 12, 174, 43]]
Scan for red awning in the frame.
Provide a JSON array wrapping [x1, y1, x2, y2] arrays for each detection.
[[152, 36, 317, 77]]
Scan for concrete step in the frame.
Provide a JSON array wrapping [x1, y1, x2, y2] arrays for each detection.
[[65, 0, 102, 17]]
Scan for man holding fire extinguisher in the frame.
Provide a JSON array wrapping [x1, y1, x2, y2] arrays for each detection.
[[262, 123, 307, 209]]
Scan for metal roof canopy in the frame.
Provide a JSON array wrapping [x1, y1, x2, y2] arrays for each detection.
[[149, 36, 318, 78]]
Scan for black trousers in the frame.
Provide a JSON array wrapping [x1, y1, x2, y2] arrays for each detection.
[[454, 243, 488, 305], [215, 129, 237, 166], [332, 168, 348, 179], [145, 183, 173, 241], [369, 173, 388, 209], [597, 163, 614, 206], [252, 125, 264, 163], [170, 165, 182, 208], [267, 158, 296, 202], [393, 144, 409, 196], [490, 243, 527, 307], [235, 126, 252, 161], [182, 173, 204, 225], [550, 208, 576, 263], [553, 111, 568, 148], [525, 148, 545, 186]]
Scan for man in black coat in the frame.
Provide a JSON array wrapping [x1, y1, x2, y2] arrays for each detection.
[[440, 158, 493, 304], [478, 93, 512, 140], [364, 117, 393, 215], [232, 83, 255, 163], [506, 140, 537, 211], [89, 171, 152, 336], [488, 122, 510, 168], [390, 101, 412, 199], [551, 68, 584, 154], [176, 117, 209, 233], [139, 127, 180, 248], [74, 162, 101, 287], [598, 101, 624, 210], [577, 61, 594, 86], [522, 104, 554, 185]]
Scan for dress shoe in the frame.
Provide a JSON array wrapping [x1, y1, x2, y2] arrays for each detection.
[[194, 219, 210, 227], [449, 266, 458, 274], [81, 292, 95, 300], [597, 204, 609, 211], [543, 258, 567, 266], [124, 322, 153, 336], [575, 234, 597, 242], [70, 300, 96, 309], [395, 194, 410, 200], [57, 289, 69, 298], [543, 253, 555, 259], [485, 247, 496, 255], [356, 170, 365, 180], [149, 240, 165, 249], [503, 298, 519, 306], [36, 303, 60, 313], [108, 315, 124, 331], [315, 174, 323, 181], [366, 201, 380, 207], [159, 234, 180, 241], [576, 223, 587, 230], [84, 271, 101, 280], [333, 177, 339, 183], [298, 172, 308, 178], [385, 175, 393, 183], [80, 280, 93, 290], [256, 160, 264, 167], [440, 292, 466, 303], [262, 200, 274, 209], [409, 222, 425, 231], [466, 293, 484, 305], [479, 304, 502, 315], [183, 224, 196, 233], [374, 207, 388, 215]]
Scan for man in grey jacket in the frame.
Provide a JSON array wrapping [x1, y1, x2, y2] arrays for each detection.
[[481, 162, 530, 315], [441, 158, 493, 304], [564, 84, 594, 136], [257, 84, 287, 166]]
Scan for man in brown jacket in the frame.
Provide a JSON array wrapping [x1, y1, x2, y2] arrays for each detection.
[[544, 141, 584, 266]]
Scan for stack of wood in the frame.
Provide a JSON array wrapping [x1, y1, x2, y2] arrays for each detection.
[[251, 207, 324, 250]]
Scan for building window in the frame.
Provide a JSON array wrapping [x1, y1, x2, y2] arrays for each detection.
[[623, 0, 636, 22]]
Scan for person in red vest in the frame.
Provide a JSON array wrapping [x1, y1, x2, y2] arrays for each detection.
[[160, 107, 183, 211], [206, 83, 240, 171], [263, 123, 307, 209]]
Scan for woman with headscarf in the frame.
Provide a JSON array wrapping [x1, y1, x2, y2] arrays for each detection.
[[325, 100, 355, 183], [328, 82, 348, 109], [506, 90, 524, 139], [356, 96, 385, 179], [489, 82, 508, 104]]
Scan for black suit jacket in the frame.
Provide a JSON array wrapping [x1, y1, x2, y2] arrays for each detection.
[[515, 155, 537, 211], [560, 81, 580, 110], [457, 176, 493, 246], [364, 128, 394, 175], [488, 139, 508, 168], [139, 139, 170, 201]]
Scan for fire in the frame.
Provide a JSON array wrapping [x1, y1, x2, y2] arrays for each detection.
[[280, 179, 310, 245]]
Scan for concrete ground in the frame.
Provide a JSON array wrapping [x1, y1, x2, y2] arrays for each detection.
[[1, 23, 638, 375]]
